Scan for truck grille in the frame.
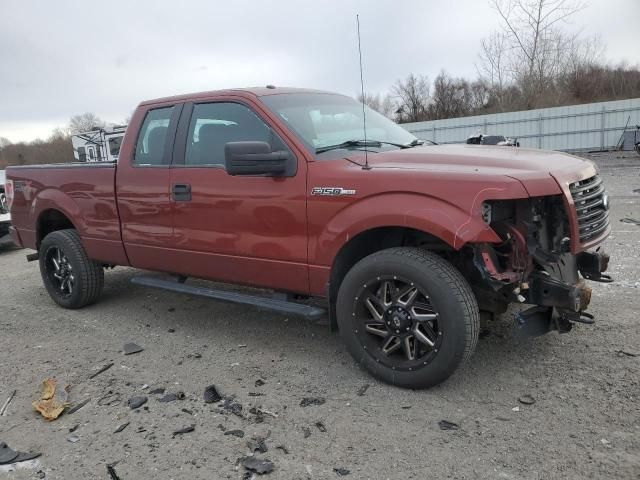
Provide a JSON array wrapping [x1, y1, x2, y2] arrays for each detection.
[[569, 174, 609, 243]]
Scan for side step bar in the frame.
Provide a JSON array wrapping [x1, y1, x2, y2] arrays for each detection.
[[130, 276, 326, 321]]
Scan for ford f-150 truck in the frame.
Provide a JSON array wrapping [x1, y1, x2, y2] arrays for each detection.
[[5, 87, 612, 388]]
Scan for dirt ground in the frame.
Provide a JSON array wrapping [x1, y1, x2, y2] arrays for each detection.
[[0, 152, 639, 480]]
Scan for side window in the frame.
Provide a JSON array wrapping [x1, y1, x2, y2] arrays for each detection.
[[77, 146, 86, 162], [134, 106, 174, 165], [185, 102, 285, 166]]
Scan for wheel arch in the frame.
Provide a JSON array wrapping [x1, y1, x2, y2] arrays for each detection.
[[326, 226, 455, 331], [36, 208, 77, 249]]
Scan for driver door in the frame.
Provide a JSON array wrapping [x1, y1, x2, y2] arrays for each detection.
[[166, 99, 309, 293]]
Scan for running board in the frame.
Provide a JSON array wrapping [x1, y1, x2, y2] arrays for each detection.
[[130, 276, 326, 321]]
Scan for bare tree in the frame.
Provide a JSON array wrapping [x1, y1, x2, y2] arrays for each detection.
[[480, 0, 586, 108], [68, 112, 105, 134], [0, 137, 11, 149], [477, 32, 512, 110], [429, 71, 473, 120], [392, 74, 430, 123]]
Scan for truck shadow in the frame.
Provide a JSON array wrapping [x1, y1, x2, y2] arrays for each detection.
[[95, 267, 562, 396]]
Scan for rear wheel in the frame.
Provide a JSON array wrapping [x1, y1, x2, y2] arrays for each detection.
[[337, 247, 479, 389], [39, 229, 104, 308]]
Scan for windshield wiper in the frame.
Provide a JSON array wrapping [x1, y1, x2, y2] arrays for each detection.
[[315, 139, 382, 154], [316, 139, 428, 154]]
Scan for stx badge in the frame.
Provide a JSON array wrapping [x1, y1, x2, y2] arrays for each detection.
[[311, 187, 357, 196]]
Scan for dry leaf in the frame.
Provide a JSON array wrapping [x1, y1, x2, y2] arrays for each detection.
[[41, 378, 56, 400], [32, 399, 65, 421]]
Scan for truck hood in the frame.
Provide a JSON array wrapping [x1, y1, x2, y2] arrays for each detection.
[[348, 144, 596, 196]]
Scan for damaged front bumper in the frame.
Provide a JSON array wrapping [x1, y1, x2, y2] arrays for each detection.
[[476, 247, 611, 336]]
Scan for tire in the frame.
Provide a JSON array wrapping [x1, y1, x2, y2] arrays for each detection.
[[39, 229, 104, 309], [336, 247, 479, 389]]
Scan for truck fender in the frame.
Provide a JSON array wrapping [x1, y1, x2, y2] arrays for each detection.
[[31, 188, 84, 238], [311, 192, 502, 266]]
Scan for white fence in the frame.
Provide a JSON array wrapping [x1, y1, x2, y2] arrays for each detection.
[[401, 98, 640, 151]]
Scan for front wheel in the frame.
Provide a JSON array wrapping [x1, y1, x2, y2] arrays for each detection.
[[39, 229, 104, 309], [336, 247, 479, 389]]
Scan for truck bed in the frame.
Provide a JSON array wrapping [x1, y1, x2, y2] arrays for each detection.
[[6, 162, 127, 264]]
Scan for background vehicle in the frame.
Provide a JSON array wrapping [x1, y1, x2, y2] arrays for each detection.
[[6, 87, 611, 389], [71, 125, 126, 162], [0, 170, 12, 245], [466, 133, 520, 147]]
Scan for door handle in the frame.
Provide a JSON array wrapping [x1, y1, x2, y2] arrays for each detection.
[[172, 183, 191, 201]]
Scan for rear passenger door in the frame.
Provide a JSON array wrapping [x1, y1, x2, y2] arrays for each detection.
[[167, 99, 309, 293], [116, 104, 182, 268]]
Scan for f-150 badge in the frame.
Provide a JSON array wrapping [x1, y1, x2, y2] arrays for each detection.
[[311, 187, 356, 196]]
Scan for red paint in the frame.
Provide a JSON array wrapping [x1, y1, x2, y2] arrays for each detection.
[[7, 88, 609, 297]]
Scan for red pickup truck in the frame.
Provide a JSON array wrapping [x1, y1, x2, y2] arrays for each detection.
[[5, 87, 611, 388]]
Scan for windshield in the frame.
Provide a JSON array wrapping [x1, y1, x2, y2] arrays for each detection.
[[261, 93, 418, 157]]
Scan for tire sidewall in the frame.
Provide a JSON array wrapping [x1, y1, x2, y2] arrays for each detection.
[[39, 231, 87, 308], [337, 250, 471, 388]]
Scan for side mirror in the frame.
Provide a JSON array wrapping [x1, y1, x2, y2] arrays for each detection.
[[224, 141, 289, 176]]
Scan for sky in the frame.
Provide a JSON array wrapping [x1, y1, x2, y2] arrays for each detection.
[[1, 0, 638, 143]]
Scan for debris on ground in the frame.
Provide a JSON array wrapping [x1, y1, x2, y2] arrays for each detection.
[[255, 379, 265, 387], [0, 390, 16, 416], [127, 396, 148, 410], [275, 445, 289, 454], [203, 385, 222, 403], [221, 399, 243, 416], [300, 397, 325, 407], [302, 427, 311, 438], [0, 442, 41, 465], [167, 328, 175, 332], [123, 342, 144, 355], [107, 464, 121, 480], [224, 429, 245, 438], [315, 421, 327, 432], [66, 398, 91, 415], [333, 467, 350, 476], [114, 422, 129, 433], [181, 408, 194, 415], [518, 394, 536, 405], [512, 406, 521, 412], [98, 392, 121, 407], [616, 349, 638, 357], [242, 456, 274, 475], [438, 420, 460, 431], [356, 384, 370, 396], [32, 378, 68, 421], [172, 424, 195, 436], [620, 217, 640, 225], [248, 392, 264, 397], [89, 362, 114, 379], [69, 424, 79, 433], [157, 392, 185, 403], [247, 436, 268, 453], [149, 387, 166, 395], [249, 407, 278, 421], [67, 435, 79, 443]]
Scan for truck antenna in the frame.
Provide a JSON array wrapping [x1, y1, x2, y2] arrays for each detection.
[[356, 14, 371, 170]]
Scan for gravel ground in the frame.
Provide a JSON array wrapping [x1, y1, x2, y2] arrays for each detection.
[[0, 152, 639, 480]]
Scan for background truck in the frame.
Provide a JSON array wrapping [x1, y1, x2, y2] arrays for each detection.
[[5, 87, 612, 388], [71, 125, 126, 162]]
